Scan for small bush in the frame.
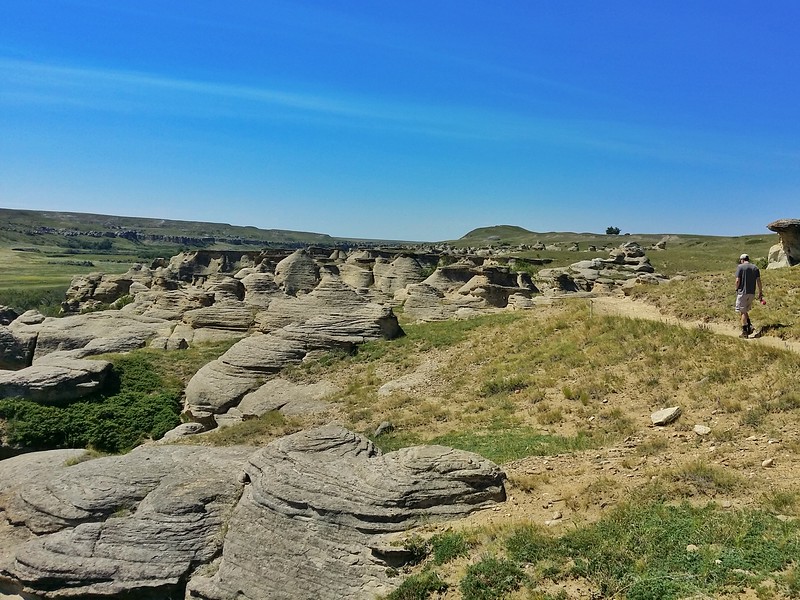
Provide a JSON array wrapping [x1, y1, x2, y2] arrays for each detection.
[[0, 354, 182, 453], [385, 570, 448, 600], [430, 531, 471, 565], [460, 556, 525, 600], [0, 285, 67, 316]]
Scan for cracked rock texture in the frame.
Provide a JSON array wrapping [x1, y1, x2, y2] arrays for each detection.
[[0, 445, 251, 599]]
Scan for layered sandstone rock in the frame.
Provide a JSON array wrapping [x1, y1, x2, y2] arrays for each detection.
[[0, 428, 505, 600], [767, 218, 800, 269], [187, 425, 505, 600]]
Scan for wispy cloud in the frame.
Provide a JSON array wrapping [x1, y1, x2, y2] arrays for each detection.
[[0, 57, 780, 170]]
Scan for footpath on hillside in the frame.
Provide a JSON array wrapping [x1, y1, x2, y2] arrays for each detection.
[[586, 295, 800, 355]]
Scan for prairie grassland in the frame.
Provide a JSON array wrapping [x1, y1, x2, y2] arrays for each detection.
[[281, 302, 800, 463], [629, 266, 800, 338], [0, 247, 132, 290], [340, 300, 800, 599]]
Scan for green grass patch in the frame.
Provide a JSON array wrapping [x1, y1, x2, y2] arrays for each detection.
[[0, 341, 237, 453], [500, 501, 800, 599], [460, 555, 526, 600], [374, 427, 601, 464], [0, 284, 68, 316], [384, 569, 448, 600], [197, 411, 303, 446]]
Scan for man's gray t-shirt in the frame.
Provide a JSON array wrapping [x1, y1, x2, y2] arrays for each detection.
[[736, 262, 760, 294]]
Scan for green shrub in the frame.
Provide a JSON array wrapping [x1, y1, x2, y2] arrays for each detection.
[[0, 285, 67, 316], [460, 556, 525, 600], [430, 531, 471, 565], [0, 354, 182, 453], [385, 570, 448, 600]]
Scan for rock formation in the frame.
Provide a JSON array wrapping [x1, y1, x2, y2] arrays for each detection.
[[187, 425, 505, 600], [0, 427, 505, 600], [767, 218, 800, 269], [0, 355, 112, 403], [536, 242, 667, 295]]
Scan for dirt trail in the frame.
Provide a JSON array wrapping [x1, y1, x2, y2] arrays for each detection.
[[588, 294, 800, 354]]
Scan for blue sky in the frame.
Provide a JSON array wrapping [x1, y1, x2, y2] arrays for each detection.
[[1, 1, 799, 241]]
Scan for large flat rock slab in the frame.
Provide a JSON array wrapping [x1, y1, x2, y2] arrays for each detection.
[[9, 312, 173, 361], [0, 356, 112, 403]]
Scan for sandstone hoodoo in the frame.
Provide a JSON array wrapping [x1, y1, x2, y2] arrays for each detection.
[[767, 218, 800, 269]]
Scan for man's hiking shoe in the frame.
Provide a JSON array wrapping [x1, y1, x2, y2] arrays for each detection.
[[739, 331, 750, 339]]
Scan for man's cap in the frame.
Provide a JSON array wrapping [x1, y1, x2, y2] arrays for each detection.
[[740, 253, 749, 260]]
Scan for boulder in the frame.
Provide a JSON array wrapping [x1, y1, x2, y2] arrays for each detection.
[[274, 249, 320, 295], [186, 425, 505, 600], [374, 256, 425, 295], [339, 263, 375, 289], [241, 272, 283, 307], [423, 261, 478, 292], [0, 355, 112, 403], [0, 445, 251, 599], [238, 378, 338, 417], [402, 283, 454, 322], [201, 274, 245, 302]]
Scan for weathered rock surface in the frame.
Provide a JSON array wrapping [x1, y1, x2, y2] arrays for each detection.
[[238, 378, 338, 417], [273, 249, 320, 295], [182, 302, 256, 331], [651, 406, 682, 425], [0, 428, 505, 600], [0, 355, 112, 403], [187, 425, 506, 600], [185, 303, 401, 419], [767, 218, 800, 268], [0, 307, 19, 327], [0, 327, 36, 371], [124, 288, 216, 321], [537, 242, 667, 295], [8, 312, 172, 362], [374, 255, 425, 295], [0, 445, 251, 599]]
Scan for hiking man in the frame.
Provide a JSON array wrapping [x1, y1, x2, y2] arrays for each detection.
[[735, 253, 762, 338]]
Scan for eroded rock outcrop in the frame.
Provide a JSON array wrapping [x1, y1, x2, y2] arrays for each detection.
[[767, 218, 800, 269], [536, 242, 667, 295], [0, 427, 505, 600], [184, 302, 401, 421], [0, 445, 252, 599], [187, 425, 505, 600], [8, 312, 173, 362]]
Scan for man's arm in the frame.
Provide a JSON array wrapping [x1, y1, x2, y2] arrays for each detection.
[[757, 276, 763, 298]]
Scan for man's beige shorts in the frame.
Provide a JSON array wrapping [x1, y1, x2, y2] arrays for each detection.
[[736, 293, 755, 313]]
